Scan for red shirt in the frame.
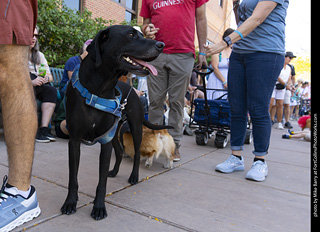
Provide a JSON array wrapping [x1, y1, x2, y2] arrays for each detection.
[[140, 0, 208, 55]]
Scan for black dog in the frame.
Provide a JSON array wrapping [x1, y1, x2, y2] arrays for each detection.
[[61, 25, 164, 220]]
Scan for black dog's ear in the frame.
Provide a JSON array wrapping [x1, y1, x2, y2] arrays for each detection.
[[87, 28, 110, 68]]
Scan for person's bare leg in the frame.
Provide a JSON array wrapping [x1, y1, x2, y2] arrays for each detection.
[[40, 102, 55, 127], [232, 150, 242, 156], [0, 44, 37, 191], [284, 103, 290, 123], [269, 98, 276, 122], [276, 99, 284, 123]]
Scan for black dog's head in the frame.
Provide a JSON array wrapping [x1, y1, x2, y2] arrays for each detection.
[[87, 25, 164, 76]]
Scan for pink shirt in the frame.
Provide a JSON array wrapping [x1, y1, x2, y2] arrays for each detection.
[[140, 0, 208, 55]]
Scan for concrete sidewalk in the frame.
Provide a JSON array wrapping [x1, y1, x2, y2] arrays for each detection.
[[0, 120, 310, 232]]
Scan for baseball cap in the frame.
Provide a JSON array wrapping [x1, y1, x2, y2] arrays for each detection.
[[285, 51, 296, 58]]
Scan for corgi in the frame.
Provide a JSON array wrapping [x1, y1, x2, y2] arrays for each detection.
[[123, 126, 175, 169]]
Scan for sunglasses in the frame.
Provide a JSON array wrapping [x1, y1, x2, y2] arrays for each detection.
[[33, 34, 39, 38]]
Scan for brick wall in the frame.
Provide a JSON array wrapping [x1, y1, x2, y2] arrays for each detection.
[[83, 0, 126, 24]]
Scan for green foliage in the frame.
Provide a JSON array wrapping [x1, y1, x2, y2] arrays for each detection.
[[120, 18, 138, 27], [37, 0, 114, 68], [290, 56, 311, 82]]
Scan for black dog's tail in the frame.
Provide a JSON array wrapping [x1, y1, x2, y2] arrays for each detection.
[[143, 117, 174, 130]]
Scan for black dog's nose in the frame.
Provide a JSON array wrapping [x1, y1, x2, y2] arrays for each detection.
[[155, 42, 165, 50]]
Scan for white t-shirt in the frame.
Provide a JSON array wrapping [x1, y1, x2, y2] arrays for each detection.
[[29, 51, 51, 76], [277, 64, 291, 84]]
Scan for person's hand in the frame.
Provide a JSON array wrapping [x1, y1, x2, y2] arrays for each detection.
[[223, 82, 228, 89], [143, 24, 159, 40], [32, 76, 46, 86], [204, 41, 226, 57], [197, 53, 207, 69], [188, 86, 196, 94], [43, 75, 50, 84]]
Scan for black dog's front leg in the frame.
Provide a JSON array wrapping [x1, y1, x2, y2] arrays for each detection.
[[91, 143, 112, 220], [61, 139, 81, 215]]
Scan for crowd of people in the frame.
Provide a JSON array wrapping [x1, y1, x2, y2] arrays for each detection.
[[0, 0, 311, 231]]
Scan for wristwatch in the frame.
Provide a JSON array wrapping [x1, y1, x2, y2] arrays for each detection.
[[223, 36, 232, 47]]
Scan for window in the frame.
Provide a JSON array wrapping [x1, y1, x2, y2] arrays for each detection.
[[64, 0, 81, 11], [124, 0, 137, 23], [219, 0, 223, 8]]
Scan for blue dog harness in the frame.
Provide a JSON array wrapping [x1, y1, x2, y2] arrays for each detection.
[[71, 64, 122, 145]]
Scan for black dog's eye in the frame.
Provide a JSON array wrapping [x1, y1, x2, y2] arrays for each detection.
[[128, 33, 134, 38]]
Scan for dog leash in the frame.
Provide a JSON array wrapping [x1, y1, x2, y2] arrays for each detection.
[[120, 86, 133, 110]]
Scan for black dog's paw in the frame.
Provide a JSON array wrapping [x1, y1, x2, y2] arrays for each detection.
[[128, 174, 139, 185], [108, 169, 118, 178], [91, 206, 107, 220], [61, 192, 78, 215], [61, 201, 77, 215]]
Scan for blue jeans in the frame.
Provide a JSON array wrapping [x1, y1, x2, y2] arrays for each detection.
[[228, 52, 284, 156]]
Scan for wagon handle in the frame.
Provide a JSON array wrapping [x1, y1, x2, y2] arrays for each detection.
[[193, 65, 214, 76]]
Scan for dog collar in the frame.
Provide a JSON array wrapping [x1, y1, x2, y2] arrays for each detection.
[[70, 64, 122, 145]]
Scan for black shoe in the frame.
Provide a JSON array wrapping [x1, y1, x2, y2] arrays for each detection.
[[284, 121, 293, 129], [36, 127, 50, 143], [42, 127, 56, 141]]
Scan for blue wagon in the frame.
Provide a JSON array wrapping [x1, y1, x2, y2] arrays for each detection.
[[189, 66, 252, 148]]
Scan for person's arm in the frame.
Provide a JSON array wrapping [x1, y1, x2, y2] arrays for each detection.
[[67, 71, 73, 80], [211, 55, 227, 89], [286, 73, 292, 90], [196, 3, 208, 67], [290, 65, 296, 85], [277, 77, 286, 86], [40, 52, 53, 82], [205, 1, 278, 56]]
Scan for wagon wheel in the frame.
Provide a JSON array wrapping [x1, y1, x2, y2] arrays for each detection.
[[245, 129, 253, 144], [196, 132, 209, 146], [214, 133, 228, 148]]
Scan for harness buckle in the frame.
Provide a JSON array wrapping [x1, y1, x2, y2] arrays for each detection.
[[120, 99, 127, 110], [89, 94, 98, 106]]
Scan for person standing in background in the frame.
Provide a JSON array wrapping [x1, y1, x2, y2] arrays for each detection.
[[205, 0, 289, 182], [140, 0, 208, 162], [269, 57, 292, 130], [207, 28, 234, 100]]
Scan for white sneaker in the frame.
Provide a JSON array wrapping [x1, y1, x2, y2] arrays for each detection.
[[274, 123, 284, 130], [215, 155, 245, 173], [0, 176, 41, 232], [246, 160, 268, 181]]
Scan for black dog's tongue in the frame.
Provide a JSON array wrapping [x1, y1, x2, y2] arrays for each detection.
[[131, 58, 158, 76]]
